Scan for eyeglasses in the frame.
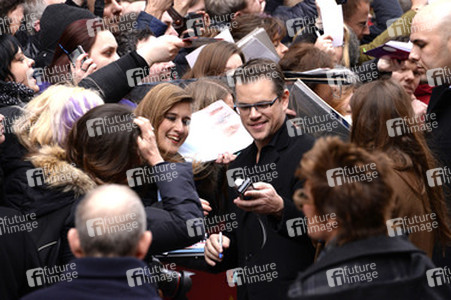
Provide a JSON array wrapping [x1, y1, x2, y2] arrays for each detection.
[[234, 96, 279, 115]]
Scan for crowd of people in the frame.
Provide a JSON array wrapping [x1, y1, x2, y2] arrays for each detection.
[[1, 0, 451, 299]]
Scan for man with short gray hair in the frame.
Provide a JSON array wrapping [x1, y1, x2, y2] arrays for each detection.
[[22, 184, 160, 300]]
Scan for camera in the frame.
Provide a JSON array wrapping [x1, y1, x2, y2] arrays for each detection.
[[149, 257, 193, 300], [234, 178, 254, 200]]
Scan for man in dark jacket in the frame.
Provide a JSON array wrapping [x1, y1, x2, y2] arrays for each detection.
[[409, 0, 451, 268], [287, 136, 451, 299], [22, 184, 161, 300], [204, 59, 316, 300]]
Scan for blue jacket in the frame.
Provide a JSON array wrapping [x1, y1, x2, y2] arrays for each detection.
[[21, 257, 160, 300]]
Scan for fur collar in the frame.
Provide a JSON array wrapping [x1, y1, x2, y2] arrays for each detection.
[[27, 145, 96, 196]]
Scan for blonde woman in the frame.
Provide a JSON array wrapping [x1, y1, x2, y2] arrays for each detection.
[[2, 85, 103, 212]]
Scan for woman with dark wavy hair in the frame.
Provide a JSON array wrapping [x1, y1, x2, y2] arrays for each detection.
[[0, 34, 39, 109], [62, 103, 204, 261], [350, 79, 451, 259]]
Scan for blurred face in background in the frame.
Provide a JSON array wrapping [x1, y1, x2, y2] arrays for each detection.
[[225, 54, 243, 73], [344, 1, 370, 40], [104, 0, 123, 20], [7, 4, 24, 36], [89, 30, 120, 69], [391, 60, 421, 97]]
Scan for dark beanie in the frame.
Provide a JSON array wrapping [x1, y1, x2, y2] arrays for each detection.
[[35, 3, 95, 68]]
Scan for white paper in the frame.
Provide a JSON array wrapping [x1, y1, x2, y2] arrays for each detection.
[[185, 29, 235, 68], [317, 0, 344, 47], [179, 100, 253, 162]]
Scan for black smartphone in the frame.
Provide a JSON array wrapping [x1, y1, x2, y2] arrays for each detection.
[[68, 45, 88, 67], [336, 0, 347, 4], [234, 178, 254, 200]]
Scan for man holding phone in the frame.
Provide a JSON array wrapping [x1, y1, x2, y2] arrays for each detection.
[[204, 59, 316, 300]]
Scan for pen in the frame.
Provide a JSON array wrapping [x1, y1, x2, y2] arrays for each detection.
[[218, 232, 223, 258]]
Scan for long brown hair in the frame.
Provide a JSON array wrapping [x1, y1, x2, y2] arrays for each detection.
[[185, 78, 234, 112], [66, 104, 140, 185], [183, 41, 245, 79], [350, 79, 451, 247], [135, 83, 193, 162]]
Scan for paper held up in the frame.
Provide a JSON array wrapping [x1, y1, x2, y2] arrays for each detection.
[[179, 100, 253, 162], [317, 0, 344, 47]]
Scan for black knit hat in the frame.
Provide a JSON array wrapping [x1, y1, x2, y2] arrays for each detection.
[[35, 4, 95, 68]]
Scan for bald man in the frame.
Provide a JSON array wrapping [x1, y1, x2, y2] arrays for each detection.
[[409, 0, 451, 268], [23, 185, 160, 300]]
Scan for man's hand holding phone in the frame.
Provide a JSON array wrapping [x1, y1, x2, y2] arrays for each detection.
[[234, 182, 284, 217]]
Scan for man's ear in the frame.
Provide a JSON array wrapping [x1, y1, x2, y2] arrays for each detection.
[[68, 228, 85, 258], [281, 89, 290, 111], [33, 20, 40, 33], [135, 231, 152, 260]]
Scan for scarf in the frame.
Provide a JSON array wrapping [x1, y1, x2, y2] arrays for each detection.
[[0, 81, 35, 108]]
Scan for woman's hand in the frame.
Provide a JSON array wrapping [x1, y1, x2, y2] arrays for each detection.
[[200, 198, 212, 216], [71, 53, 97, 84], [134, 117, 165, 166], [215, 152, 237, 164]]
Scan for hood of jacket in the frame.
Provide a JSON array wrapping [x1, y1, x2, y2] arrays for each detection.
[[27, 144, 97, 197]]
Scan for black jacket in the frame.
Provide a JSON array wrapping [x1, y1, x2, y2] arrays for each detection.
[[288, 235, 451, 299], [1, 142, 203, 263], [0, 207, 42, 300], [21, 257, 160, 300], [214, 121, 316, 300]]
